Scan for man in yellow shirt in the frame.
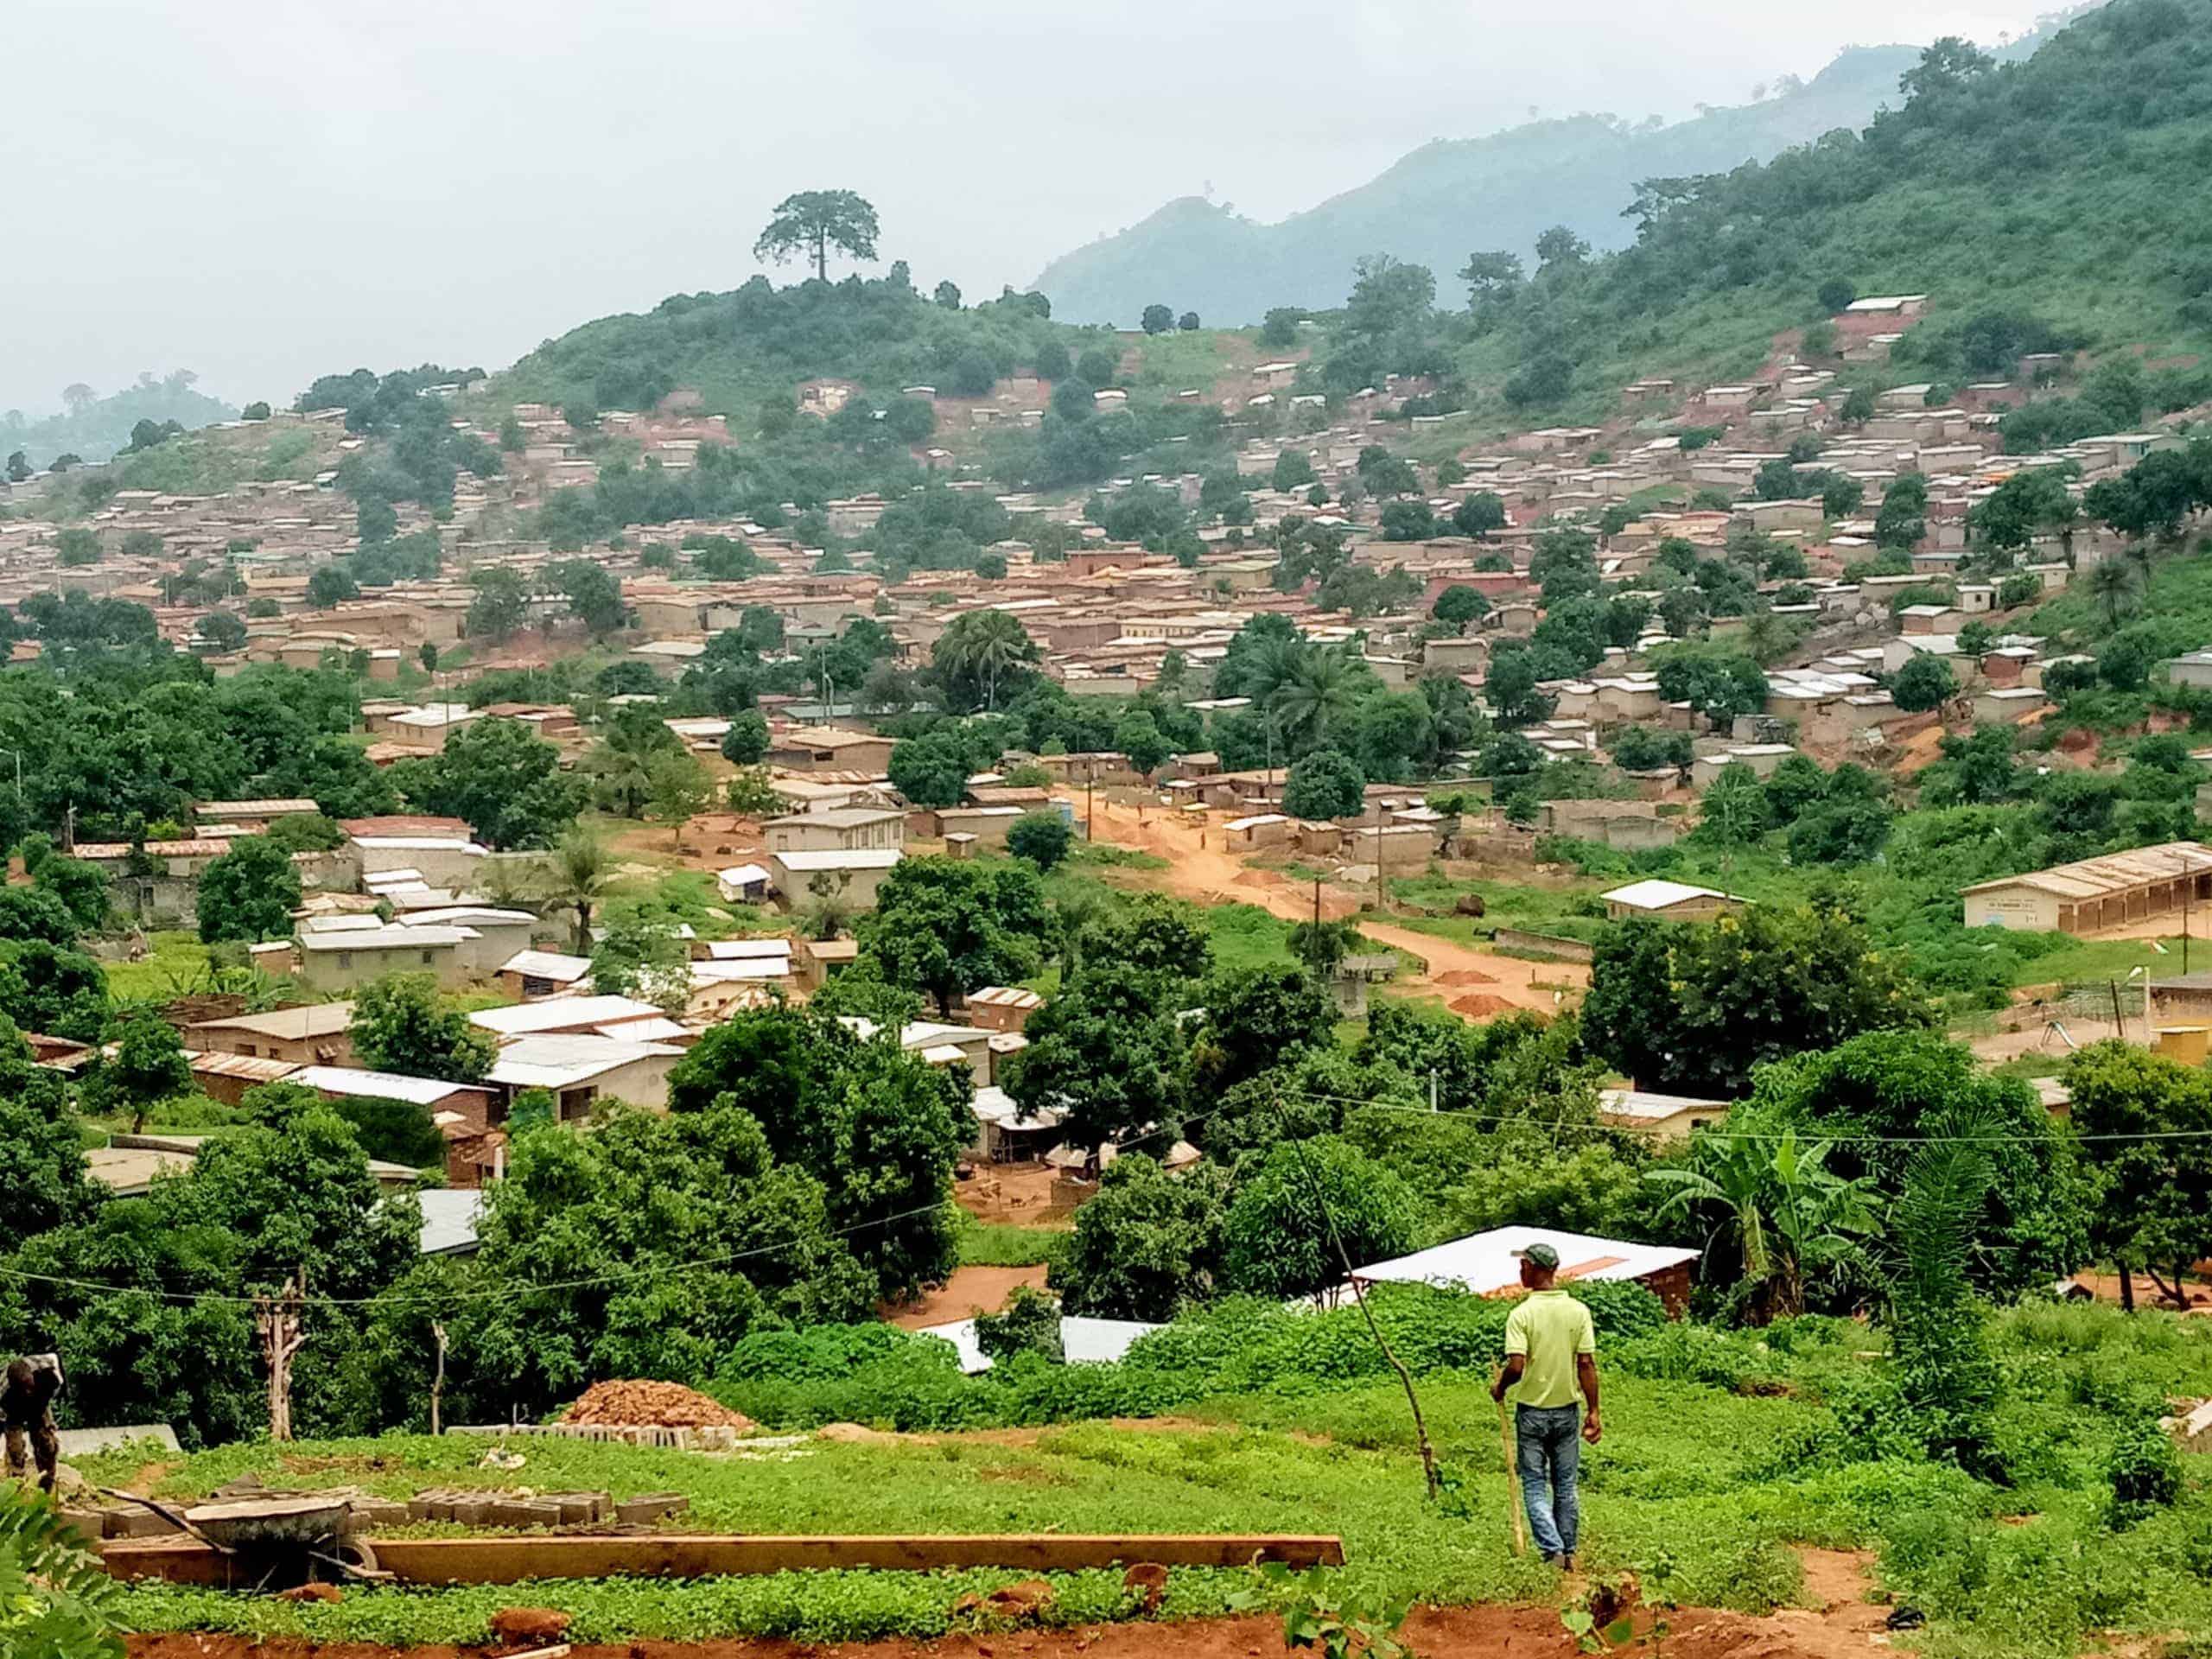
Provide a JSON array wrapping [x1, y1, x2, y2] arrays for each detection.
[[1490, 1243, 1601, 1568]]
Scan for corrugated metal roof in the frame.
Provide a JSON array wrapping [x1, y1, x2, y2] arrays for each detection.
[[1960, 840, 2212, 900]]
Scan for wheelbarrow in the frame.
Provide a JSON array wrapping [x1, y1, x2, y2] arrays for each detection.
[[103, 1490, 387, 1588]]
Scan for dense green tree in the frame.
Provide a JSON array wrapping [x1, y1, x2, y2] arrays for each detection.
[[855, 857, 1052, 1014], [1379, 499, 1437, 541], [1224, 1137, 1421, 1301], [411, 1100, 874, 1423], [1115, 709, 1171, 776], [1141, 303, 1175, 334], [664, 1006, 971, 1296], [888, 730, 973, 809], [1006, 810, 1073, 871], [195, 835, 302, 943], [305, 565, 358, 607], [1282, 747, 1365, 819], [1891, 653, 1958, 713], [1187, 963, 1334, 1094], [1007, 961, 1184, 1147], [721, 709, 772, 765], [1452, 492, 1507, 539], [0, 1020, 98, 1236], [466, 569, 530, 640], [1583, 903, 1933, 1097], [2059, 1041, 2212, 1309], [1431, 583, 1489, 632], [753, 188, 880, 282], [1655, 645, 1769, 725], [349, 973, 496, 1083], [552, 559, 626, 635], [397, 716, 583, 849], [1051, 1154, 1230, 1320]]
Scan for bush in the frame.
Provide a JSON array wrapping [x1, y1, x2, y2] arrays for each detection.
[[975, 1286, 1065, 1365], [1007, 811, 1073, 870], [2105, 1418, 2183, 1526]]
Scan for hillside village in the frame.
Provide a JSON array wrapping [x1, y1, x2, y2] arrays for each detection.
[[8, 8, 2212, 1659]]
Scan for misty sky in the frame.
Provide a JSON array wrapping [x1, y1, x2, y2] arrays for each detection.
[[6, 0, 2055, 418]]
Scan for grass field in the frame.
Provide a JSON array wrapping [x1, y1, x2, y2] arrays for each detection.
[[101, 931, 219, 1001], [86, 1303, 2212, 1655]]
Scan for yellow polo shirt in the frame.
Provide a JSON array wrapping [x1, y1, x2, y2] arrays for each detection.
[[1503, 1290, 1596, 1409]]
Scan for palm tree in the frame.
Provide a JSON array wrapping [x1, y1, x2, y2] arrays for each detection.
[[2088, 558, 2144, 628], [537, 831, 614, 955], [1648, 1128, 1882, 1323], [1272, 646, 1357, 753], [936, 611, 1039, 711]]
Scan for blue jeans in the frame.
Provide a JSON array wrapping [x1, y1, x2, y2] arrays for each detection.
[[1516, 1404, 1582, 1559]]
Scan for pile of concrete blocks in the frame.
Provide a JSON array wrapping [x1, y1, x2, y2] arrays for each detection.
[[454, 1421, 749, 1450], [406, 1489, 613, 1528]]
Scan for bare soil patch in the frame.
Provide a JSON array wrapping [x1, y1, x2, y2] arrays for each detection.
[[884, 1265, 1048, 1330], [124, 1603, 1840, 1659]]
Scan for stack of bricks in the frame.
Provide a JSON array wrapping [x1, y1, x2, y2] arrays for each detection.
[[373, 1489, 689, 1530], [405, 1489, 613, 1529], [452, 1421, 748, 1450]]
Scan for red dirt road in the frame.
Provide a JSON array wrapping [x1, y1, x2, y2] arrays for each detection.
[[124, 1603, 1836, 1659], [1079, 797, 1585, 1019]]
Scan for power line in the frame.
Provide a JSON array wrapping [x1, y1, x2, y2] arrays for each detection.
[[1280, 1086, 2212, 1145], [0, 1109, 1210, 1314]]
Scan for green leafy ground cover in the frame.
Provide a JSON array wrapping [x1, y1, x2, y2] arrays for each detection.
[[95, 1299, 2212, 1656]]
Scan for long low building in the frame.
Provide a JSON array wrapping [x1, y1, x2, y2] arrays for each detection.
[[1348, 1224, 1701, 1315], [1959, 840, 2212, 934]]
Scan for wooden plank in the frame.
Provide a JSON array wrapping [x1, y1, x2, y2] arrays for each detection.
[[100, 1531, 1344, 1586]]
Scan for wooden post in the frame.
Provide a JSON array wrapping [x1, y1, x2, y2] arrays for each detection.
[[430, 1322, 448, 1437], [254, 1274, 307, 1442]]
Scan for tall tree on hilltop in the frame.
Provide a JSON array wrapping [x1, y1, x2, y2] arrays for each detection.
[[753, 190, 880, 283]]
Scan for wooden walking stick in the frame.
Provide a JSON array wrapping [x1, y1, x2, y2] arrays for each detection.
[[1497, 1399, 1528, 1557]]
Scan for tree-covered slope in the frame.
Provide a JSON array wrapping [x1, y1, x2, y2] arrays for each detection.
[[2, 373, 238, 469], [1033, 45, 1922, 327], [494, 270, 1092, 420], [1447, 0, 2212, 416]]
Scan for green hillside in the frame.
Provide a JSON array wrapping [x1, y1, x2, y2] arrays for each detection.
[[1033, 45, 1923, 327], [495, 271, 1092, 422], [1394, 0, 2212, 425], [1, 372, 238, 469]]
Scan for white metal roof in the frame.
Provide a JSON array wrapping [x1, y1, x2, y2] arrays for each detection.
[[702, 938, 795, 960], [296, 924, 471, 952], [1599, 1087, 1732, 1122], [485, 1033, 683, 1089], [772, 848, 904, 871], [470, 995, 664, 1036], [499, 949, 593, 982], [917, 1315, 1161, 1376], [293, 1065, 486, 1107], [417, 1188, 486, 1256], [1601, 879, 1738, 911], [1352, 1225, 1700, 1296]]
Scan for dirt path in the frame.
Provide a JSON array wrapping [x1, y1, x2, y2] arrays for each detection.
[[1766, 1548, 1892, 1659], [124, 1602, 1837, 1659], [1080, 798, 1582, 1018], [884, 1265, 1048, 1329]]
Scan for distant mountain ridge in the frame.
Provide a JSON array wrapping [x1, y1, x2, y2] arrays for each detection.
[[1033, 45, 1929, 327]]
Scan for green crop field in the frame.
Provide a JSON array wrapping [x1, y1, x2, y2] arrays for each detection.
[[92, 1299, 2212, 1656]]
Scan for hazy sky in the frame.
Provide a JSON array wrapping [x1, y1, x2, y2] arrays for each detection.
[[5, 0, 2055, 417]]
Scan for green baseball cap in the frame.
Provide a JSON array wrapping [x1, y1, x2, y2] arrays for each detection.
[[1514, 1242, 1560, 1268]]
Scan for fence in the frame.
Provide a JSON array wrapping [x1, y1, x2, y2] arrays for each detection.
[[1491, 928, 1595, 963]]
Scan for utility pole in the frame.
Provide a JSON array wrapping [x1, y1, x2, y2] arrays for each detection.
[[429, 1322, 448, 1437], [2185, 877, 2193, 977], [255, 1273, 307, 1442], [1085, 758, 1096, 842]]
